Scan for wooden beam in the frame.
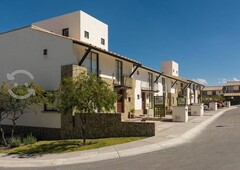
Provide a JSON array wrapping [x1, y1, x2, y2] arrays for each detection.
[[183, 83, 191, 90], [171, 80, 178, 88], [129, 65, 139, 78], [78, 47, 92, 66], [154, 74, 162, 83]]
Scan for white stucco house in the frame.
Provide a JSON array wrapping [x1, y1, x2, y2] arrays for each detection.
[[0, 10, 204, 137]]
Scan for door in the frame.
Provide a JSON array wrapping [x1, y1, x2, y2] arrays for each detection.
[[117, 90, 124, 113], [142, 92, 147, 114]]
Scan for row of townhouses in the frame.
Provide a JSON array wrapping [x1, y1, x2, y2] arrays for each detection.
[[0, 11, 204, 134], [203, 81, 240, 105]]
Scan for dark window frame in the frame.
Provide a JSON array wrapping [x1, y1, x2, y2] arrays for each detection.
[[84, 31, 89, 39], [43, 49, 48, 55], [62, 28, 69, 37], [101, 38, 105, 45]]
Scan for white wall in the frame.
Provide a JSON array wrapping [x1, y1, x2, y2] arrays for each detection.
[[80, 11, 108, 50], [161, 61, 179, 77], [33, 11, 81, 42], [0, 27, 78, 90], [33, 11, 108, 50], [133, 68, 162, 110], [1, 105, 61, 128]]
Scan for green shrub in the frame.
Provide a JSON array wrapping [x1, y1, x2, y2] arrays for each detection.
[[23, 134, 37, 145], [8, 137, 21, 148]]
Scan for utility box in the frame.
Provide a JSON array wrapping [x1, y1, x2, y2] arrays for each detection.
[[225, 101, 231, 107], [191, 103, 204, 116], [172, 106, 188, 122], [209, 102, 217, 111]]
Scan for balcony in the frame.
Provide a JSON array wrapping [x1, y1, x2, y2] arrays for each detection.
[[113, 76, 133, 89], [141, 81, 158, 93]]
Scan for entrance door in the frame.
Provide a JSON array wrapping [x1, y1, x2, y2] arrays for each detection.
[[142, 92, 147, 114], [117, 90, 124, 113]]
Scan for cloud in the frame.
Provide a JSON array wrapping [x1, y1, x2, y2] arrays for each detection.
[[193, 78, 208, 85], [233, 77, 240, 81], [218, 78, 227, 84]]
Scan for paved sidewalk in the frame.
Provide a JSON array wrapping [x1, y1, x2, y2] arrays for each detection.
[[0, 107, 237, 168]]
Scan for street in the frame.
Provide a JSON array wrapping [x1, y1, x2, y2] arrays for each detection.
[[3, 106, 240, 170]]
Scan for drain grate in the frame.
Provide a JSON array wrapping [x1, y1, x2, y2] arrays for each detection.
[[215, 125, 226, 128]]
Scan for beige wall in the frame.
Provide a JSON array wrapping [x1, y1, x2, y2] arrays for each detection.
[[33, 11, 108, 50], [1, 105, 61, 128], [0, 27, 77, 90]]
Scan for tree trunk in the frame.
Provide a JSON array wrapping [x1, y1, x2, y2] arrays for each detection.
[[80, 113, 87, 145], [0, 124, 7, 146], [11, 119, 16, 139], [82, 124, 86, 145]]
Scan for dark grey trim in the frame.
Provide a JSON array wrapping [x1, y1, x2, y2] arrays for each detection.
[[78, 47, 92, 66]]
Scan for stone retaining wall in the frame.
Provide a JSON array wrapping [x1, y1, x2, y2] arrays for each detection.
[[61, 112, 155, 139]]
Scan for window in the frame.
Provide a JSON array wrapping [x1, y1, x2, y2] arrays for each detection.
[[115, 60, 123, 85], [148, 73, 153, 90], [62, 28, 69, 37], [101, 38, 105, 45], [83, 51, 99, 75], [84, 31, 89, 39], [149, 93, 154, 109], [227, 86, 234, 93], [162, 77, 166, 92], [43, 49, 48, 55]]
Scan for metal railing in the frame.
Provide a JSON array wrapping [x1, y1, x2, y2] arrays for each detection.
[[141, 81, 158, 91], [113, 75, 133, 87]]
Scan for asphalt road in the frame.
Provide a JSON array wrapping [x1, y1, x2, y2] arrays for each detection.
[[3, 106, 240, 170]]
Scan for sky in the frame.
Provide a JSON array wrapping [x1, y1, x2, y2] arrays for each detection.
[[1, 0, 240, 86]]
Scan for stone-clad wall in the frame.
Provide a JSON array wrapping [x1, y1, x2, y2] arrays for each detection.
[[61, 112, 155, 139], [124, 77, 135, 119]]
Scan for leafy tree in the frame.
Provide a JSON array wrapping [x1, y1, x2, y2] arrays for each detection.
[[202, 95, 224, 103], [0, 84, 9, 146], [0, 82, 45, 139], [57, 73, 117, 145]]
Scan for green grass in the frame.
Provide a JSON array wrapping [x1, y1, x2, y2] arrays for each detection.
[[0, 137, 145, 155]]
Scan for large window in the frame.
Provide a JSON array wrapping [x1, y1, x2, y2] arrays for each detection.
[[227, 86, 234, 93], [162, 77, 166, 92], [149, 93, 153, 109], [83, 51, 99, 76], [148, 73, 153, 90], [115, 60, 123, 85]]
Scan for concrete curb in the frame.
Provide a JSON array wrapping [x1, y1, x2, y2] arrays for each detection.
[[0, 107, 237, 168]]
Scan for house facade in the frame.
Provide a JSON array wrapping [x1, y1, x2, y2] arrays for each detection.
[[202, 86, 224, 96], [224, 81, 240, 105], [0, 11, 204, 130]]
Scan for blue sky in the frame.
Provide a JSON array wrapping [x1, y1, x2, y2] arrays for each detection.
[[1, 0, 240, 85]]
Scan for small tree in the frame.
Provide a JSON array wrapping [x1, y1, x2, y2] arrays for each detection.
[[57, 73, 117, 145], [0, 82, 45, 139], [0, 84, 9, 146]]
